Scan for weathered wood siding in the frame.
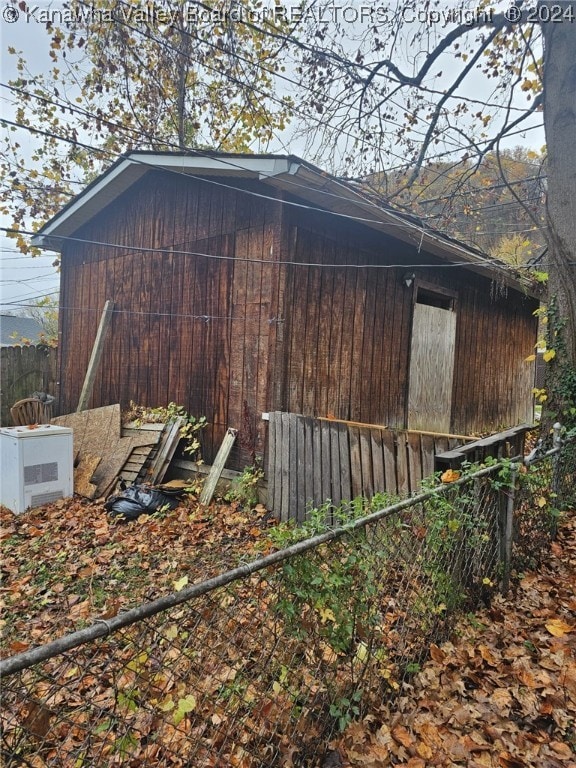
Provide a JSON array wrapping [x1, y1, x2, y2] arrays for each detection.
[[450, 284, 537, 433], [274, 202, 538, 435], [271, 206, 415, 427], [57, 173, 538, 470], [58, 171, 283, 466]]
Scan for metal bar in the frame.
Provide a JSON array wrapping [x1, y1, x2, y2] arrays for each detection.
[[0, 458, 515, 677], [501, 467, 518, 595]]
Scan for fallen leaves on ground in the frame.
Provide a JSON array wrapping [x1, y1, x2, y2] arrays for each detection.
[[2, 497, 575, 767], [334, 510, 576, 767], [0, 495, 275, 653]]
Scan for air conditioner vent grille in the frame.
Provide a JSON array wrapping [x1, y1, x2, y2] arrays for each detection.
[[24, 462, 58, 485], [30, 490, 65, 507]]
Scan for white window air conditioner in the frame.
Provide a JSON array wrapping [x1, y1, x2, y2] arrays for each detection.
[[0, 425, 73, 514]]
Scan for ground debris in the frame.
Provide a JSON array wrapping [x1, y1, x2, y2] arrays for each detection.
[[333, 511, 576, 767]]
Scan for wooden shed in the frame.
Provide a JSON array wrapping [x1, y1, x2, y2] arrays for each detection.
[[34, 152, 538, 471]]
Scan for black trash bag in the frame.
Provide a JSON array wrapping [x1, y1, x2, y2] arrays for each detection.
[[104, 484, 181, 521]]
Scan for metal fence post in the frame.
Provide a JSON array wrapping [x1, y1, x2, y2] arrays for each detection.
[[500, 464, 518, 595], [551, 422, 563, 536], [553, 422, 563, 449]]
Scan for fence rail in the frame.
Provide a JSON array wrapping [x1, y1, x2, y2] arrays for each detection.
[[1, 433, 575, 767]]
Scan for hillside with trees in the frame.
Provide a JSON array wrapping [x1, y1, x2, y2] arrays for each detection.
[[364, 148, 547, 265]]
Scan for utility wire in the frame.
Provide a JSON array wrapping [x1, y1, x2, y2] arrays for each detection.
[[1, 227, 532, 279], [6, 0, 543, 186], [1, 116, 546, 245]]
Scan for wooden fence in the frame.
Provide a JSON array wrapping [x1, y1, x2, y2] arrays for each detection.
[[0, 346, 58, 426], [266, 412, 465, 522]]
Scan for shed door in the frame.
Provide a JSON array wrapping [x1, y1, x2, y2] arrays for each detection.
[[408, 301, 456, 433]]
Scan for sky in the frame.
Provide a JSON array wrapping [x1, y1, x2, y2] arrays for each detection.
[[1, 11, 61, 312], [0, 0, 546, 314]]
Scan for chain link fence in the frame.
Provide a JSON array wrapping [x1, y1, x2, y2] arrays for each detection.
[[1, 434, 574, 767]]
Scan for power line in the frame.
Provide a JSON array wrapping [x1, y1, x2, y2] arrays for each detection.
[[1, 289, 60, 304], [1, 5, 547, 222], [4, 0, 542, 190], [0, 12, 547, 246], [1, 74, 546, 222], [1, 116, 546, 250], [1, 227, 530, 281], [0, 270, 59, 280]]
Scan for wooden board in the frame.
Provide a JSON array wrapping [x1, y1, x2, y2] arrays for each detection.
[[338, 422, 352, 503], [304, 416, 314, 518], [296, 414, 306, 522], [420, 434, 436, 480], [395, 432, 410, 496], [382, 429, 397, 495], [280, 412, 291, 523], [146, 418, 185, 485], [408, 303, 456, 433], [320, 419, 332, 511], [406, 432, 423, 494], [74, 453, 101, 498], [349, 427, 362, 499], [77, 300, 114, 412], [359, 429, 374, 499], [52, 406, 159, 498], [199, 428, 238, 505], [371, 429, 386, 494], [329, 418, 342, 508], [266, 413, 278, 516]]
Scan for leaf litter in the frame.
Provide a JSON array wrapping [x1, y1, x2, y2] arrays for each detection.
[[0, 498, 575, 766], [334, 510, 576, 767], [0, 495, 276, 653]]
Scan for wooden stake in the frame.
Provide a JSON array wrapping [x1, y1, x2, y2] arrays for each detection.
[[199, 428, 238, 505], [77, 300, 114, 413]]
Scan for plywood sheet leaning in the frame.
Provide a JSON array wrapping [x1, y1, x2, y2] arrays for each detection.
[[52, 405, 159, 498], [73, 453, 101, 498]]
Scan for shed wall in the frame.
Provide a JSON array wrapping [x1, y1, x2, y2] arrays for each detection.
[[275, 204, 538, 435], [57, 172, 538, 471], [58, 171, 283, 466]]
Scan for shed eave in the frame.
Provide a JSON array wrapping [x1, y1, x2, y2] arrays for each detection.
[[30, 151, 537, 297], [31, 153, 297, 250]]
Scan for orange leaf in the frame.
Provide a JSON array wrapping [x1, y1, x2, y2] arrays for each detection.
[[499, 751, 528, 767], [429, 644, 446, 663], [416, 742, 433, 760], [478, 644, 498, 666], [10, 640, 30, 653], [418, 721, 443, 749], [392, 725, 415, 749], [549, 741, 573, 759], [545, 618, 573, 637], [441, 469, 460, 483]]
